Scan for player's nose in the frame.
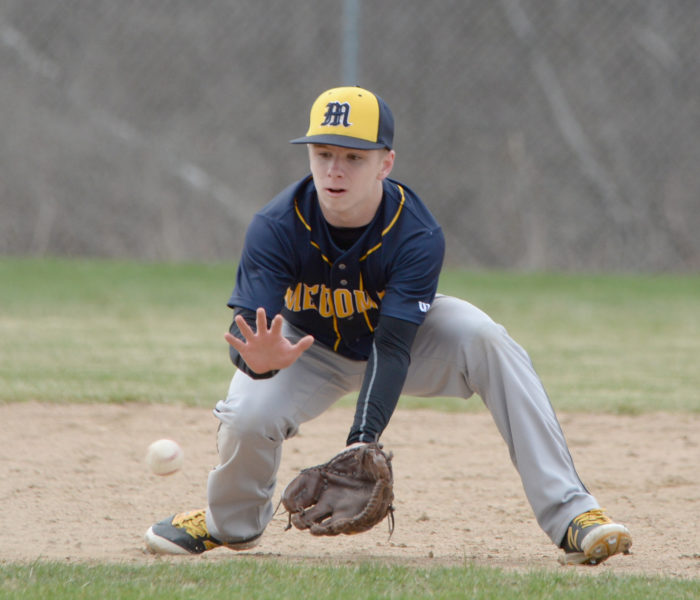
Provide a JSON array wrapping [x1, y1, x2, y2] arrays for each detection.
[[327, 156, 344, 177]]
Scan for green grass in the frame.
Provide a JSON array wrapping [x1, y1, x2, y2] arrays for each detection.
[[1, 560, 698, 600], [1, 258, 698, 412], [1, 258, 699, 597], [0, 258, 236, 405], [436, 270, 700, 413]]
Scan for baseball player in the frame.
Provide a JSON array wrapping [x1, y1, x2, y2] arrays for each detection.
[[145, 86, 632, 565]]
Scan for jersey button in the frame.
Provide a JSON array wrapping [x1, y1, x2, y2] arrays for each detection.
[[340, 279, 348, 285], [338, 263, 346, 270]]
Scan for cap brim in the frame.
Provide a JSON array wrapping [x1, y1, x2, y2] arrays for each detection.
[[290, 134, 388, 150]]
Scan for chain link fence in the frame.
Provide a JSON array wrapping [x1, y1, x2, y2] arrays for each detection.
[[1, 1, 698, 270]]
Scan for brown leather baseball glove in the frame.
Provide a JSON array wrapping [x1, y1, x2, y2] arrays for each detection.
[[281, 443, 395, 536]]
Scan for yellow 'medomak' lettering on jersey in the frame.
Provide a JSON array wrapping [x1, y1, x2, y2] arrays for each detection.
[[284, 283, 382, 321]]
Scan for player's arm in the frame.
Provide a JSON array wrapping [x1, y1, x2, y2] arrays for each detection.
[[346, 217, 445, 444], [225, 208, 313, 377], [225, 306, 314, 377], [346, 314, 419, 444]]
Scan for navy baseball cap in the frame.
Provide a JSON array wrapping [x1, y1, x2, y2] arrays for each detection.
[[290, 86, 394, 150]]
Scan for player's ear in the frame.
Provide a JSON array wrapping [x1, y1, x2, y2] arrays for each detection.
[[377, 149, 395, 181]]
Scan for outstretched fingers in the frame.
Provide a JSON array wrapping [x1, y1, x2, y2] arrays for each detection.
[[294, 334, 315, 353], [255, 307, 268, 335], [283, 334, 314, 366], [224, 331, 245, 352], [269, 313, 284, 337], [225, 308, 314, 373], [234, 313, 255, 341]]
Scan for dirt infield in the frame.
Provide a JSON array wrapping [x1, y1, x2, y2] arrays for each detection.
[[2, 402, 698, 579]]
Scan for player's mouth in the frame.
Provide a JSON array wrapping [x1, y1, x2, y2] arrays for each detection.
[[325, 187, 347, 197]]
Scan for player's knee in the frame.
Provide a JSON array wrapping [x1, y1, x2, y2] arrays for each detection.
[[225, 400, 298, 444], [442, 307, 506, 351], [428, 297, 500, 346], [467, 318, 534, 379], [472, 319, 508, 347], [445, 312, 514, 368]]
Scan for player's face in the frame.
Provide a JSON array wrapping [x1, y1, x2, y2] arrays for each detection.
[[308, 144, 395, 227]]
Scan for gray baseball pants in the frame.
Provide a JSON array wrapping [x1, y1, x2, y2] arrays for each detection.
[[206, 294, 599, 546]]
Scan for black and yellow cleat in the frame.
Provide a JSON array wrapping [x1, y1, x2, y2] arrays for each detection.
[[145, 509, 260, 555], [559, 508, 632, 565]]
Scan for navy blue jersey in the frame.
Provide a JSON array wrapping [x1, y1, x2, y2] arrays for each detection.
[[228, 175, 445, 360]]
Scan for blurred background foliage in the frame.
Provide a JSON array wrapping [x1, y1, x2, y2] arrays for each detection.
[[1, 1, 698, 271]]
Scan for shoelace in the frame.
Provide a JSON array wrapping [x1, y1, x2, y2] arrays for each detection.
[[174, 511, 209, 538], [572, 508, 611, 529]]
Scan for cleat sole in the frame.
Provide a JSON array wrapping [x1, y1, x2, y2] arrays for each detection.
[[145, 526, 193, 555], [144, 525, 261, 555], [560, 523, 632, 566]]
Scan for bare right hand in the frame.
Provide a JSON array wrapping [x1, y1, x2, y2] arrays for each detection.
[[224, 307, 314, 374]]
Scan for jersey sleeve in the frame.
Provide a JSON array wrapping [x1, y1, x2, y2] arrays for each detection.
[[228, 214, 297, 315], [379, 227, 445, 324]]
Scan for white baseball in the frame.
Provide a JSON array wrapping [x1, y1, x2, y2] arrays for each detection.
[[146, 439, 184, 476]]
